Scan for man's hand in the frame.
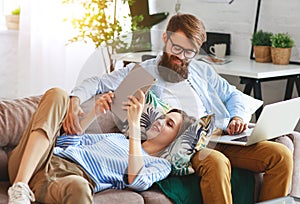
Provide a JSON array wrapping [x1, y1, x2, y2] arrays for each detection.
[[63, 96, 85, 135], [78, 91, 114, 133], [226, 117, 247, 135], [95, 91, 114, 115]]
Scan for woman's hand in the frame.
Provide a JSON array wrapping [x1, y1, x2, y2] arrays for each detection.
[[122, 90, 145, 124], [95, 91, 114, 116], [226, 117, 247, 135], [126, 90, 145, 184]]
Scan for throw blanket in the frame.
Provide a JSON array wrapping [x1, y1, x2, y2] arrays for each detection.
[[156, 167, 255, 204]]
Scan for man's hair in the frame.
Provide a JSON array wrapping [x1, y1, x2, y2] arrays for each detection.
[[166, 13, 207, 49]]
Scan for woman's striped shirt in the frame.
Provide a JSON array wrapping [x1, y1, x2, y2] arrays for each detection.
[[53, 133, 171, 192]]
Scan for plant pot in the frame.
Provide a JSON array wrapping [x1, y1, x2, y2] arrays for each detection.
[[253, 46, 271, 63], [5, 15, 20, 30], [271, 47, 292, 65]]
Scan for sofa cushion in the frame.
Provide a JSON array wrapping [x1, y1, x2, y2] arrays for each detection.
[[242, 93, 263, 122], [0, 95, 41, 181], [156, 167, 255, 204], [80, 95, 121, 134], [0, 95, 42, 147], [140, 187, 173, 204], [93, 189, 144, 204]]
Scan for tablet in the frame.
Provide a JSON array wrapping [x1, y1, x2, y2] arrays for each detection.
[[111, 65, 157, 122]]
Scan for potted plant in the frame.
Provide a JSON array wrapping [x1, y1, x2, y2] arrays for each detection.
[[270, 32, 294, 65], [5, 7, 20, 30], [251, 30, 273, 63], [62, 0, 144, 71]]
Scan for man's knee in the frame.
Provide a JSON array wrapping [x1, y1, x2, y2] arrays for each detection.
[[270, 142, 293, 170], [191, 149, 231, 176], [43, 87, 69, 106]]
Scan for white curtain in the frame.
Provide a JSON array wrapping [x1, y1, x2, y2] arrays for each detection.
[[16, 0, 95, 98]]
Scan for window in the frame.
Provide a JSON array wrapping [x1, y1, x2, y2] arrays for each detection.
[[0, 1, 4, 28]]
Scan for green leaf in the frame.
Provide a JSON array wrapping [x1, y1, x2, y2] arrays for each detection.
[[251, 30, 273, 46], [11, 7, 20, 15], [270, 33, 294, 48], [62, 0, 144, 50]]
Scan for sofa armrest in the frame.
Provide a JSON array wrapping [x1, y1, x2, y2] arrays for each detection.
[[274, 132, 300, 197], [286, 131, 300, 197]]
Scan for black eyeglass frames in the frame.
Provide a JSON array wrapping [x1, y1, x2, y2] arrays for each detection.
[[168, 37, 197, 59]]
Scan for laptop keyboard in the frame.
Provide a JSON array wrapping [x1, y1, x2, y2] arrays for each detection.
[[232, 136, 248, 142]]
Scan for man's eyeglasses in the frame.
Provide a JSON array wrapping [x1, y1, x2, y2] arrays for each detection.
[[168, 37, 197, 59]]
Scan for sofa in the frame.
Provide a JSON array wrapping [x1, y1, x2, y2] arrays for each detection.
[[0, 93, 299, 204]]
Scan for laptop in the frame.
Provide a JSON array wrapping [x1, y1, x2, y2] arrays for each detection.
[[210, 97, 300, 146], [111, 65, 157, 122]]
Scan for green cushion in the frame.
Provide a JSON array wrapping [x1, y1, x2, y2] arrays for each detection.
[[156, 167, 255, 204]]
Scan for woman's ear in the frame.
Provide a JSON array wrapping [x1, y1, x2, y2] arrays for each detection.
[[162, 32, 168, 43]]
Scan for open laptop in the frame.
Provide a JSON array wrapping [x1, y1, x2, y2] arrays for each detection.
[[210, 97, 300, 146], [111, 65, 157, 122]]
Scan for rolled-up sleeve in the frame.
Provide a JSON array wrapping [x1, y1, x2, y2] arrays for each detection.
[[70, 64, 135, 103]]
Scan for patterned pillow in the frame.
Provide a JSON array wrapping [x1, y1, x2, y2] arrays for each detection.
[[121, 90, 215, 176], [158, 114, 215, 176]]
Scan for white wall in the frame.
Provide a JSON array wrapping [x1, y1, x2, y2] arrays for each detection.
[[0, 30, 18, 98], [151, 0, 300, 129], [151, 0, 300, 57], [151, 0, 300, 99]]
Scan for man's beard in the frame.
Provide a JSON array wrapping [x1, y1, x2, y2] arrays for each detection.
[[158, 52, 189, 83]]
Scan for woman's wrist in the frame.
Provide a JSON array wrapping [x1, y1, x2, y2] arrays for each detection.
[[129, 122, 141, 140], [129, 121, 140, 129]]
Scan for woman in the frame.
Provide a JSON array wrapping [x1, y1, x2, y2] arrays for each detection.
[[8, 88, 194, 204]]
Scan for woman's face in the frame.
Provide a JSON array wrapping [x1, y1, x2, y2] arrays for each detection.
[[146, 112, 183, 146]]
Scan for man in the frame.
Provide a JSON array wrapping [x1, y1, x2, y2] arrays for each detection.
[[65, 13, 293, 203]]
